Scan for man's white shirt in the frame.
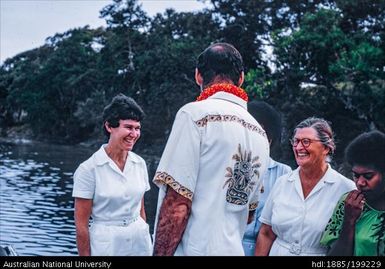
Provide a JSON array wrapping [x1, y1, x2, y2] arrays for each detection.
[[153, 92, 270, 256]]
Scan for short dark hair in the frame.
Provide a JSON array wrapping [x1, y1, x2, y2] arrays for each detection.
[[196, 42, 244, 86], [293, 117, 335, 159], [102, 93, 145, 138], [345, 130, 385, 173], [247, 101, 282, 147]]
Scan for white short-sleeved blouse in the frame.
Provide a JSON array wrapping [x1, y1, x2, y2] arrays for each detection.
[[72, 145, 152, 255], [260, 165, 356, 256], [73, 145, 150, 222]]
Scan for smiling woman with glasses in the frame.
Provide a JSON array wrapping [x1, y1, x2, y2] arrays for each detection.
[[289, 138, 323, 148], [255, 117, 356, 256], [321, 130, 385, 256]]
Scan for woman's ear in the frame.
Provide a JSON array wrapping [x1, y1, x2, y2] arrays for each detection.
[[323, 145, 331, 157], [104, 121, 112, 133]]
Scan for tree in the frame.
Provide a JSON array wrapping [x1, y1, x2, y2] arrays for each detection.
[[135, 10, 222, 144], [269, 4, 384, 164], [0, 27, 103, 142]]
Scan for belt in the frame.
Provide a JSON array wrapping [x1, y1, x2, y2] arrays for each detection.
[[275, 238, 326, 255], [90, 216, 139, 227]]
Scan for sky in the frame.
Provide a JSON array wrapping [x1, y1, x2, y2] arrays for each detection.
[[0, 0, 207, 64]]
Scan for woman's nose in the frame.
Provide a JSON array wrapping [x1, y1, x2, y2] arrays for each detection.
[[131, 130, 140, 137], [356, 177, 367, 187], [294, 142, 305, 149]]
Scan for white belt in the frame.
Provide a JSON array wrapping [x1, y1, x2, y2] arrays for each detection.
[[275, 238, 326, 255], [90, 216, 139, 227]]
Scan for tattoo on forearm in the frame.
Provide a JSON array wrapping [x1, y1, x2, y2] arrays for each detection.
[[153, 188, 192, 256]]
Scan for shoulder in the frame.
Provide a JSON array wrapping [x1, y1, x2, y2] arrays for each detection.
[[328, 167, 356, 189], [129, 151, 146, 165], [178, 101, 204, 115], [274, 160, 292, 173], [73, 156, 97, 184], [340, 192, 350, 201], [74, 146, 108, 175], [172, 103, 198, 122], [178, 100, 220, 119], [179, 98, 250, 119], [75, 152, 97, 174], [274, 169, 297, 188], [329, 167, 352, 182], [334, 191, 350, 207]]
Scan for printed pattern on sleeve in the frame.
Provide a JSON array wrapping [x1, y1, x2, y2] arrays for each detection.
[[154, 171, 194, 201]]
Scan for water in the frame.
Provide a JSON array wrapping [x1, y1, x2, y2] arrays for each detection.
[[0, 141, 159, 256], [0, 142, 94, 255]]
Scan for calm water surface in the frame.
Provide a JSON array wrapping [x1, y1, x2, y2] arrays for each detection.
[[0, 141, 97, 256], [0, 141, 159, 256]]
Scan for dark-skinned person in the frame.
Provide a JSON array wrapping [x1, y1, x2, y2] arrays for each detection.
[[152, 42, 270, 256], [320, 130, 385, 256], [242, 101, 291, 256], [255, 117, 356, 256], [72, 94, 152, 256]]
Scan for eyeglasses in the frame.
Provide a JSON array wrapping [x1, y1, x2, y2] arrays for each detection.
[[290, 138, 322, 148]]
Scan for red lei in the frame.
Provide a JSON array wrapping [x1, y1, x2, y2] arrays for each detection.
[[196, 83, 248, 102]]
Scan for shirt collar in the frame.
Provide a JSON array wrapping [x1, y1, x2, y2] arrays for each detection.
[[94, 144, 141, 166], [268, 158, 278, 169], [323, 164, 337, 183], [287, 164, 336, 183], [208, 91, 247, 109]]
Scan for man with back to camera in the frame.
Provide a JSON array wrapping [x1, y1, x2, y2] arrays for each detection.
[[152, 42, 270, 256]]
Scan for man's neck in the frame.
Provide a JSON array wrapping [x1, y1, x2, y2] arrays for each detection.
[[203, 78, 236, 89]]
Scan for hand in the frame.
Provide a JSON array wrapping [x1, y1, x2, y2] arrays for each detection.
[[344, 190, 365, 223]]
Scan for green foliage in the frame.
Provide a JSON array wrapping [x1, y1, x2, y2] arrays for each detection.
[[244, 68, 274, 100], [0, 0, 383, 170], [270, 2, 384, 164], [100, 0, 150, 30], [1, 27, 102, 142], [134, 10, 221, 142]]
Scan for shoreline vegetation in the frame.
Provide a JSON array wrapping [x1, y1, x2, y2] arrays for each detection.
[[0, 0, 383, 180]]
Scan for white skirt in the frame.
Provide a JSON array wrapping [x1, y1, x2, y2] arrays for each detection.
[[89, 217, 153, 256]]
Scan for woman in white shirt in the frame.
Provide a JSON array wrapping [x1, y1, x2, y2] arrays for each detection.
[[255, 117, 356, 256], [73, 94, 152, 256]]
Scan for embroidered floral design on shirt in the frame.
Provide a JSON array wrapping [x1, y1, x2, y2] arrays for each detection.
[[154, 171, 193, 201], [323, 199, 345, 236], [223, 144, 262, 205], [321, 194, 385, 256]]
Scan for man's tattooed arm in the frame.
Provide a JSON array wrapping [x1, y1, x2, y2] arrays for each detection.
[[153, 187, 192, 256]]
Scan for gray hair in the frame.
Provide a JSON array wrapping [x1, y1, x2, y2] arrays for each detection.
[[293, 117, 335, 162]]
